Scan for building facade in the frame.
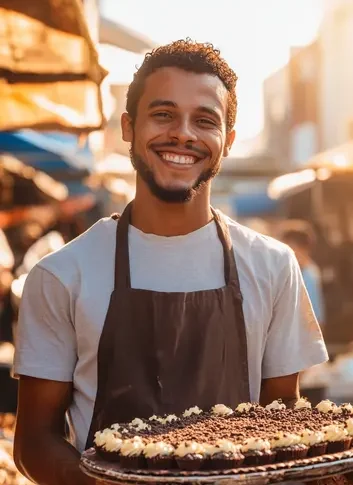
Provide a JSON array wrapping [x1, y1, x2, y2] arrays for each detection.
[[318, 0, 353, 150]]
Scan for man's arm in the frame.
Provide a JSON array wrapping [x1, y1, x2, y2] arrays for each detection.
[[261, 246, 328, 398], [14, 376, 95, 485], [260, 372, 299, 408]]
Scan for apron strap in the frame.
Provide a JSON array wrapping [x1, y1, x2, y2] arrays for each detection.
[[113, 202, 241, 291], [211, 208, 241, 290], [114, 202, 133, 290]]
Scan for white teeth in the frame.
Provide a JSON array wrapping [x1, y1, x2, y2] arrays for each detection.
[[160, 152, 195, 165]]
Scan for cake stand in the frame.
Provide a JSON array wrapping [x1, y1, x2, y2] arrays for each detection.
[[80, 448, 353, 485]]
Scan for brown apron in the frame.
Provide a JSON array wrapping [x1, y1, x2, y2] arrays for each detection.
[[86, 201, 250, 449]]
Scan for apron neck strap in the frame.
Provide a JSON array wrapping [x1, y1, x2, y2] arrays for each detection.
[[114, 202, 239, 290], [210, 207, 238, 285], [114, 201, 133, 290]]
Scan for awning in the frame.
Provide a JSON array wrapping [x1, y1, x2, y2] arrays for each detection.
[[268, 141, 353, 201], [99, 17, 156, 53], [307, 141, 353, 170], [268, 169, 318, 200], [0, 0, 107, 133], [0, 130, 94, 178]]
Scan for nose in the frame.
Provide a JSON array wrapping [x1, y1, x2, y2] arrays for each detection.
[[168, 117, 197, 145]]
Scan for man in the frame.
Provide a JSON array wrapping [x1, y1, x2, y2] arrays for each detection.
[[14, 40, 328, 485], [280, 220, 325, 326]]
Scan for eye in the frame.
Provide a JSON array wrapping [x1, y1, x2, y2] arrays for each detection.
[[152, 112, 172, 119], [197, 118, 216, 126]]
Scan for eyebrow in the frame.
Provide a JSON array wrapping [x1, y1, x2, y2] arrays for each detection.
[[148, 99, 177, 109], [148, 99, 222, 122], [197, 106, 222, 123]]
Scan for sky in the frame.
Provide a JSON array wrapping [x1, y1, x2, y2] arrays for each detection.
[[100, 0, 325, 147]]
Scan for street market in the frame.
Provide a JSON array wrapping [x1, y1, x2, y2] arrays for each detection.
[[1, 1, 353, 485]]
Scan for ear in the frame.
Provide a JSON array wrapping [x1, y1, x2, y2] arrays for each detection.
[[121, 113, 133, 142], [223, 130, 236, 157]]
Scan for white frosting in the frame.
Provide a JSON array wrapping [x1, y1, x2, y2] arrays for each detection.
[[203, 443, 220, 456], [341, 404, 353, 414], [211, 404, 234, 416], [103, 435, 123, 452], [265, 400, 286, 411], [129, 418, 151, 431], [120, 438, 145, 456], [270, 432, 301, 449], [346, 418, 353, 436], [333, 406, 343, 415], [203, 440, 241, 456], [94, 428, 114, 447], [143, 442, 174, 458], [236, 403, 253, 413], [111, 423, 121, 431], [300, 429, 324, 446], [182, 406, 203, 418], [242, 438, 271, 452], [148, 414, 179, 425], [164, 414, 178, 423], [294, 398, 312, 410], [175, 441, 205, 457], [323, 425, 348, 442], [315, 400, 336, 413], [214, 439, 240, 454], [130, 418, 144, 427]]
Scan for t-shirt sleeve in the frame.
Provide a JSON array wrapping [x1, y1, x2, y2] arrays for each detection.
[[14, 265, 77, 382], [262, 248, 328, 379]]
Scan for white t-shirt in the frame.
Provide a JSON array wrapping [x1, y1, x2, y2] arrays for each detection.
[[14, 215, 328, 452]]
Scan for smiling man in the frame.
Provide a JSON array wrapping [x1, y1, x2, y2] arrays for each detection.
[[13, 40, 328, 485]]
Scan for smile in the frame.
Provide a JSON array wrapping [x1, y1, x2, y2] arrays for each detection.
[[156, 151, 200, 166]]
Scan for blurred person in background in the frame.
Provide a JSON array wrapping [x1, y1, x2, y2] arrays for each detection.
[[280, 220, 325, 326]]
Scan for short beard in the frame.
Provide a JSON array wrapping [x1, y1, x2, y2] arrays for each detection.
[[130, 148, 220, 204]]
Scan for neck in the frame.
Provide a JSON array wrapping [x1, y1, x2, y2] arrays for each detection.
[[131, 178, 213, 236]]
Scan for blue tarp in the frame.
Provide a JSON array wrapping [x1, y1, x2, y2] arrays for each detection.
[[0, 130, 94, 176], [231, 191, 278, 218], [65, 181, 94, 197]]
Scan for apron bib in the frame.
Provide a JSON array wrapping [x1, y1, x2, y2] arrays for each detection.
[[86, 202, 250, 448]]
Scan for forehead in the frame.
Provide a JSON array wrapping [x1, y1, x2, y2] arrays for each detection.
[[138, 67, 228, 115]]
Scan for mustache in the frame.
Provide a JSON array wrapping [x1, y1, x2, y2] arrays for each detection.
[[149, 141, 209, 158]]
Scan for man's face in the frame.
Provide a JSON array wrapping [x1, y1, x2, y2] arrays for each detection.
[[122, 67, 235, 203]]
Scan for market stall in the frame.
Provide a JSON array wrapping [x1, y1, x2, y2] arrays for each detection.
[[0, 0, 107, 133], [268, 142, 353, 358]]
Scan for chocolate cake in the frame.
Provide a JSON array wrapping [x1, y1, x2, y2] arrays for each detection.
[[93, 399, 353, 472]]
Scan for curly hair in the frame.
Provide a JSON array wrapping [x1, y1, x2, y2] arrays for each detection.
[[126, 39, 238, 132]]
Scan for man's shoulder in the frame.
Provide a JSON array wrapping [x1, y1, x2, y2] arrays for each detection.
[[36, 217, 116, 286]]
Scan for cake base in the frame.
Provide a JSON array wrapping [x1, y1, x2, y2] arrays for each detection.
[[81, 448, 353, 485]]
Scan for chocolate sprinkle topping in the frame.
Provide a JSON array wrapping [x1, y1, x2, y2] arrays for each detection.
[[115, 408, 349, 446]]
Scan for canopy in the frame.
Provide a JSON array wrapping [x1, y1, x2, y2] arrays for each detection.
[[307, 141, 353, 170], [0, 0, 107, 133], [268, 141, 353, 200], [0, 130, 94, 177]]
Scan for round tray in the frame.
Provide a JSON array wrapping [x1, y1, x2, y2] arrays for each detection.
[[80, 448, 353, 485]]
